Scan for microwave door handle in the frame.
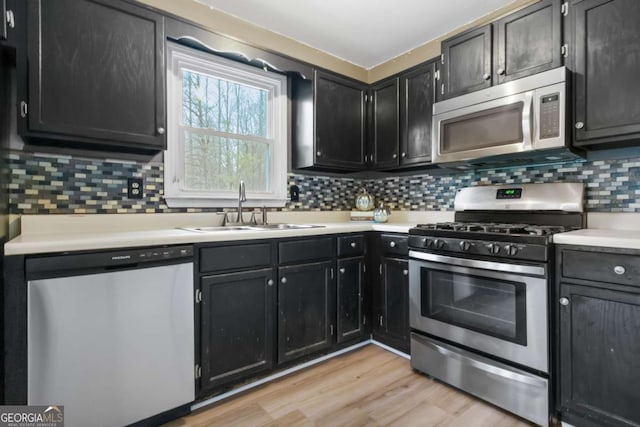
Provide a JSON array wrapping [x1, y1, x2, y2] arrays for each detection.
[[521, 91, 534, 149]]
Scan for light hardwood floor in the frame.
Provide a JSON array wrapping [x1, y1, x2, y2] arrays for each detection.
[[164, 345, 533, 427]]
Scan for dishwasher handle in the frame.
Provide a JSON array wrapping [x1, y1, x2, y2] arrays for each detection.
[[26, 245, 194, 279]]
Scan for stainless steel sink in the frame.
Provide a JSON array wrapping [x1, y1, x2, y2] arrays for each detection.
[[251, 224, 324, 230], [178, 226, 256, 233], [178, 224, 324, 233]]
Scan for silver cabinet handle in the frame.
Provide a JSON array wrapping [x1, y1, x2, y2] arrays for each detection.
[[614, 265, 626, 275], [389, 241, 396, 248], [379, 315, 383, 326], [6, 9, 15, 29], [403, 269, 408, 276], [350, 242, 356, 248], [267, 279, 274, 286], [559, 297, 569, 306], [339, 268, 345, 274], [497, 68, 505, 75], [281, 277, 287, 284], [483, 73, 491, 80], [316, 151, 322, 157], [575, 122, 584, 129], [392, 153, 397, 159], [157, 127, 165, 135], [330, 324, 334, 335], [401, 152, 406, 158]]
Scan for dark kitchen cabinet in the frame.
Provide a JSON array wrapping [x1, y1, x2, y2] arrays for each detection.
[[370, 78, 400, 169], [440, 0, 562, 99], [292, 70, 366, 171], [337, 234, 368, 343], [277, 260, 336, 364], [1, 0, 15, 45], [556, 245, 640, 427], [20, 0, 166, 152], [400, 60, 437, 166], [569, 0, 640, 148], [494, 0, 562, 84], [336, 257, 366, 343], [440, 25, 493, 100], [372, 234, 410, 353], [199, 268, 275, 393]]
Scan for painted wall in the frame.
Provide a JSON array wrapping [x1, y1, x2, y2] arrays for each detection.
[[137, 0, 538, 83]]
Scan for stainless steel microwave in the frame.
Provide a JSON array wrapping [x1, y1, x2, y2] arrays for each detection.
[[432, 67, 571, 166]]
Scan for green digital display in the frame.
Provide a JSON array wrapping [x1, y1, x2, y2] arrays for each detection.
[[496, 188, 522, 199]]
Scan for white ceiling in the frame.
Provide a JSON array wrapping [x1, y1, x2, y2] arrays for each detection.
[[195, 0, 516, 69]]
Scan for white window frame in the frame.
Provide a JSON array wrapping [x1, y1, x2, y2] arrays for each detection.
[[165, 42, 288, 208]]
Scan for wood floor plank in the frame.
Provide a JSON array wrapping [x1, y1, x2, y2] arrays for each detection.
[[163, 345, 534, 427]]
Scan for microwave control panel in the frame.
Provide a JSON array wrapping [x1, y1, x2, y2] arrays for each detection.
[[539, 93, 560, 139]]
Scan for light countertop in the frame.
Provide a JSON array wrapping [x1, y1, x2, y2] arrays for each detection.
[[5, 211, 453, 256], [554, 229, 640, 250]]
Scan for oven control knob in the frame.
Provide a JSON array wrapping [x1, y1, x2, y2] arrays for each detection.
[[434, 239, 446, 249], [459, 241, 471, 251], [504, 245, 518, 256], [487, 243, 501, 254]]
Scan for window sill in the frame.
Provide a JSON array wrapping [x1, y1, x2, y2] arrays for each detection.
[[164, 197, 289, 209]]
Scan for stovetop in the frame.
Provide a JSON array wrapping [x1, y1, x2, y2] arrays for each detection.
[[414, 222, 573, 237]]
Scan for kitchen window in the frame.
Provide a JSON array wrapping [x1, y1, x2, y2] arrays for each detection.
[[165, 42, 288, 207]]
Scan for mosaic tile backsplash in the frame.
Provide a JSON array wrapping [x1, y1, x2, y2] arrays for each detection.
[[7, 150, 640, 214]]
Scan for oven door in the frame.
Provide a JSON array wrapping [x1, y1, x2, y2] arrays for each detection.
[[409, 251, 548, 373], [432, 91, 533, 164]]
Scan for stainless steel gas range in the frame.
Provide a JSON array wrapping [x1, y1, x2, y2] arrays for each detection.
[[408, 183, 584, 426]]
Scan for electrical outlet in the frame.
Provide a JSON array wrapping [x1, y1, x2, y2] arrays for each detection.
[[128, 178, 143, 199], [290, 185, 300, 202]]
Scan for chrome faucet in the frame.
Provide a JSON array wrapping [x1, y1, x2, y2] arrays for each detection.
[[236, 181, 247, 224]]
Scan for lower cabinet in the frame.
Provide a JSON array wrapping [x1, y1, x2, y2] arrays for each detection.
[[556, 245, 640, 427], [278, 260, 336, 364], [337, 257, 366, 343], [199, 268, 275, 394], [372, 234, 410, 353]]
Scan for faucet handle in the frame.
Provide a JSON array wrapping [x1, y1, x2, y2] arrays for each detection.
[[261, 206, 267, 225]]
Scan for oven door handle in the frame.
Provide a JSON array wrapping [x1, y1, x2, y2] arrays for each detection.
[[409, 251, 545, 276], [414, 334, 546, 388]]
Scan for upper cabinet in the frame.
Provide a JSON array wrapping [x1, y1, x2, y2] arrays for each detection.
[[400, 60, 437, 167], [440, 0, 562, 100], [494, 0, 562, 84], [292, 69, 366, 171], [370, 78, 400, 169], [440, 25, 493, 100], [368, 58, 438, 170], [569, 0, 640, 148], [20, 0, 166, 152]]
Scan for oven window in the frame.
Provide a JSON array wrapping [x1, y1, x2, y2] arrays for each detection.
[[420, 269, 527, 345], [441, 102, 524, 154]]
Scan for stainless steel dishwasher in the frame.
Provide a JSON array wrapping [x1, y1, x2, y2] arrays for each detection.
[[26, 245, 195, 427]]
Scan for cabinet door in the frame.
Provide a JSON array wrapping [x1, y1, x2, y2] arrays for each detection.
[[400, 61, 435, 166], [278, 261, 335, 363], [559, 283, 640, 426], [572, 0, 640, 146], [494, 0, 561, 85], [370, 78, 399, 169], [373, 255, 409, 353], [314, 70, 366, 169], [1, 0, 7, 41], [337, 257, 365, 343], [25, 0, 165, 150], [441, 25, 492, 100], [200, 268, 275, 393]]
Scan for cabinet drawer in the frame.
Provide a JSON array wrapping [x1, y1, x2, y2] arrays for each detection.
[[562, 249, 640, 287], [381, 234, 408, 256], [279, 237, 334, 264], [338, 235, 364, 257], [199, 243, 273, 273]]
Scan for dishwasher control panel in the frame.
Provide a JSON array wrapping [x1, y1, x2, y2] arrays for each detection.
[[112, 245, 194, 264]]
